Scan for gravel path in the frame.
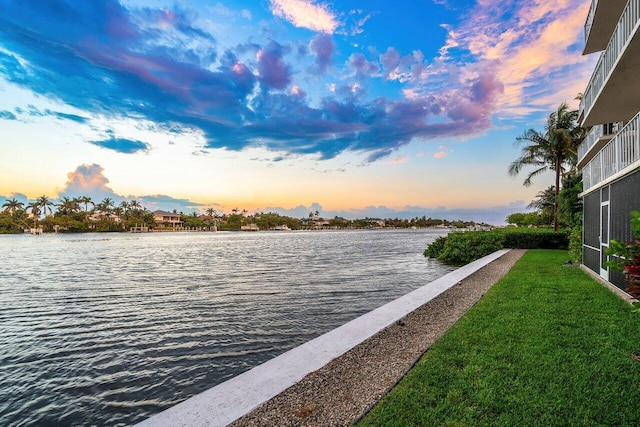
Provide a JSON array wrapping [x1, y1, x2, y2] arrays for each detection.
[[232, 249, 526, 427]]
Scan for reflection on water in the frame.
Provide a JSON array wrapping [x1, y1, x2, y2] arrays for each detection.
[[0, 229, 452, 426]]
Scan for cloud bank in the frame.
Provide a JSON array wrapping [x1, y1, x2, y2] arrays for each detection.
[[262, 201, 529, 226], [58, 164, 205, 212], [0, 0, 590, 163]]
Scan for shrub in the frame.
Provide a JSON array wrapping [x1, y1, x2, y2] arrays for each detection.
[[436, 231, 503, 265], [498, 229, 569, 249], [424, 228, 570, 266], [605, 211, 640, 297], [423, 235, 447, 259], [568, 225, 583, 264]]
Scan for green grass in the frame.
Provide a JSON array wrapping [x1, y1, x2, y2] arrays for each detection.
[[358, 250, 640, 426]]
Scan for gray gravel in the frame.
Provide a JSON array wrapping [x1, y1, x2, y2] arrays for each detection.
[[232, 249, 526, 427]]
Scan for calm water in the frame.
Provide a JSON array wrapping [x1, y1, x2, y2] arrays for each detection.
[[0, 229, 453, 426]]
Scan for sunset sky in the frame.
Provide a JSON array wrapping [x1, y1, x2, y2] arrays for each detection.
[[0, 0, 595, 224]]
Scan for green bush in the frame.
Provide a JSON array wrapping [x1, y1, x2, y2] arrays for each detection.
[[436, 231, 503, 265], [425, 228, 570, 265], [498, 229, 569, 249], [423, 235, 447, 258], [568, 225, 583, 264]]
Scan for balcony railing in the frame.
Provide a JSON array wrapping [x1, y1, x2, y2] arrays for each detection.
[[580, 0, 640, 121], [583, 111, 640, 191], [578, 122, 621, 162], [584, 0, 598, 42]]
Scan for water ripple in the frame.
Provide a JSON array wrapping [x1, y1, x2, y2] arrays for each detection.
[[0, 229, 452, 426]]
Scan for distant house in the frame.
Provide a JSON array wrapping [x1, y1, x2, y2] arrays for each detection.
[[577, 0, 640, 293], [241, 223, 259, 231], [366, 218, 386, 228], [152, 210, 183, 228], [313, 219, 330, 229], [272, 224, 291, 231], [89, 213, 120, 222]]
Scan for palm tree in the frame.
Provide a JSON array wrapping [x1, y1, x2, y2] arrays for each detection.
[[3, 198, 24, 212], [113, 206, 123, 223], [508, 102, 585, 231], [78, 196, 93, 212], [35, 195, 54, 217], [528, 186, 556, 226], [129, 199, 142, 211], [205, 208, 217, 218], [75, 196, 93, 221], [27, 202, 41, 227], [96, 197, 115, 218], [56, 196, 79, 215]]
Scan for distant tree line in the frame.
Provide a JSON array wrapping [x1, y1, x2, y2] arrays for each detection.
[[1, 195, 490, 234]]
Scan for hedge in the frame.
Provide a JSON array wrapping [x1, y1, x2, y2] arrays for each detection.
[[425, 228, 569, 265]]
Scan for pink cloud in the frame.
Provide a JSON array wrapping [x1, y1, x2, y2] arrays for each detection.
[[62, 164, 120, 200], [290, 85, 307, 99], [257, 42, 292, 90], [448, 68, 504, 122], [348, 53, 379, 80], [389, 156, 409, 164], [380, 47, 426, 82], [269, 0, 339, 33], [434, 151, 447, 159], [381, 47, 401, 75], [435, 0, 592, 115], [309, 33, 335, 74]]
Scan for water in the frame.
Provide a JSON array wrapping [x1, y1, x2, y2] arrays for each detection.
[[0, 229, 453, 426]]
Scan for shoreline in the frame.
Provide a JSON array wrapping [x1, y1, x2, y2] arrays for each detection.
[[231, 249, 525, 426], [2, 226, 474, 236], [136, 249, 524, 427]]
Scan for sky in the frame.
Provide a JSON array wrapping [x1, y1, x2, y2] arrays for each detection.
[[0, 0, 596, 224]]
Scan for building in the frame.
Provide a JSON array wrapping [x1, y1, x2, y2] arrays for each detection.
[[240, 223, 259, 231], [366, 218, 386, 228], [152, 210, 183, 229], [578, 0, 640, 291], [88, 212, 120, 223]]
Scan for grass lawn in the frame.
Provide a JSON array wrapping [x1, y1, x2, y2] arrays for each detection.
[[358, 250, 640, 426]]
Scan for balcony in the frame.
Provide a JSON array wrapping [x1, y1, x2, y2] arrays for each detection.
[[577, 122, 620, 168], [582, 111, 640, 192], [580, 0, 640, 127], [584, 0, 628, 54]]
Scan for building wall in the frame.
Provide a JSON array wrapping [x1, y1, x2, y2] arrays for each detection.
[[610, 169, 640, 288], [583, 169, 640, 290], [583, 191, 600, 274]]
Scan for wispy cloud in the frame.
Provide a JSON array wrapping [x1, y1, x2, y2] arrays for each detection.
[[389, 156, 409, 164], [90, 136, 151, 154], [0, 110, 17, 120], [434, 151, 447, 159], [437, 0, 592, 115], [269, 0, 339, 33]]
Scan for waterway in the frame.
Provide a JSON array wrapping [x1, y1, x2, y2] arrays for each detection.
[[0, 229, 453, 426]]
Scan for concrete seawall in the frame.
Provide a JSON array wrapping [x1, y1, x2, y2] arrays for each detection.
[[136, 249, 510, 427]]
